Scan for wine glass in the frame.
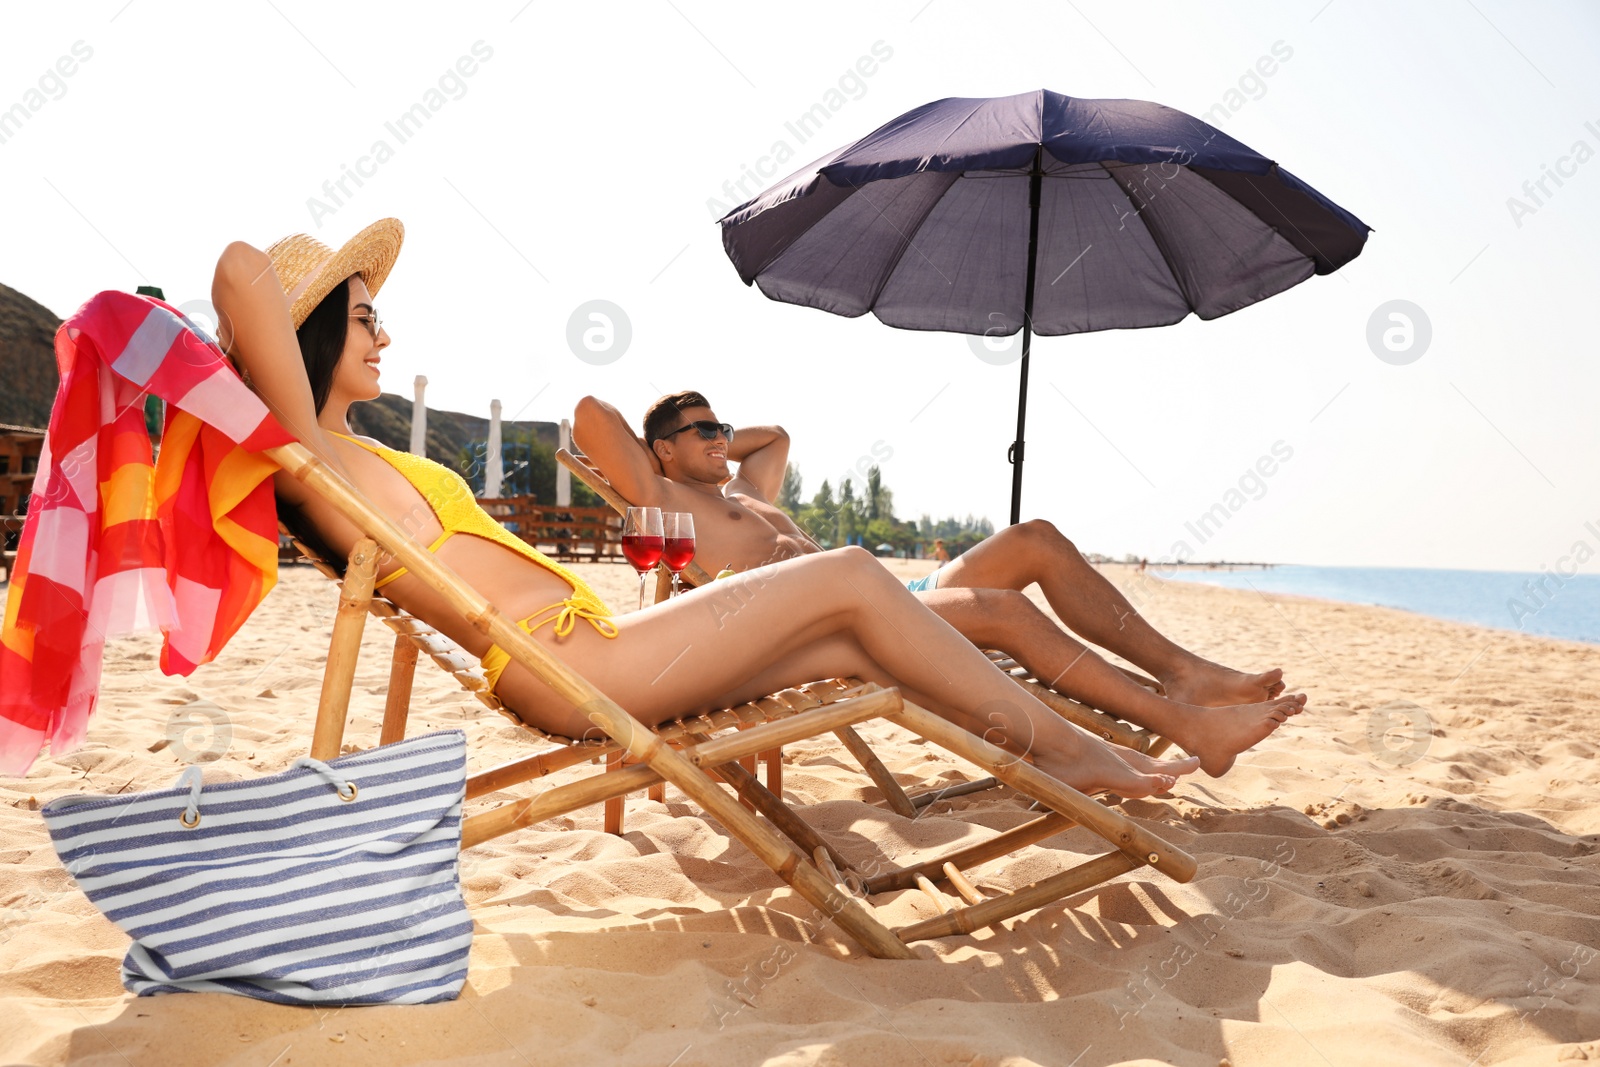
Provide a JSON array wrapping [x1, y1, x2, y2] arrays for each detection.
[[621, 506, 664, 611], [662, 512, 696, 597]]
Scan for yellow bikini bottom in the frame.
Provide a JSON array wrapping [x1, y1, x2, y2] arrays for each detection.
[[480, 596, 619, 694]]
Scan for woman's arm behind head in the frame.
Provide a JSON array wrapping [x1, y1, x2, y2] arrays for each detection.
[[212, 241, 324, 449]]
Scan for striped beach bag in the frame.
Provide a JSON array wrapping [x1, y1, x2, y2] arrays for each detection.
[[41, 730, 473, 1005]]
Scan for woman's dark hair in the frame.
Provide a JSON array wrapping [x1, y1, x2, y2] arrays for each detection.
[[277, 277, 353, 571], [296, 276, 352, 416]]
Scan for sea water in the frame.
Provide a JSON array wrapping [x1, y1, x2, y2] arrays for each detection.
[[1161, 564, 1600, 645]]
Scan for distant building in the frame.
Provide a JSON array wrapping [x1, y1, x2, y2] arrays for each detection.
[[1, 423, 45, 554]]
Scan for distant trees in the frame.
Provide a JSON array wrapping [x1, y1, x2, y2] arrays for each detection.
[[778, 463, 990, 557], [864, 465, 891, 523], [777, 462, 804, 513], [913, 511, 994, 556]]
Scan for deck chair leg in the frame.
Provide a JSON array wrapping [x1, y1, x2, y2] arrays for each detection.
[[380, 632, 419, 746], [604, 750, 627, 835], [310, 539, 379, 760], [762, 747, 782, 797], [730, 724, 759, 812], [709, 755, 850, 875], [606, 749, 663, 833], [684, 735, 857, 876], [833, 726, 917, 818]]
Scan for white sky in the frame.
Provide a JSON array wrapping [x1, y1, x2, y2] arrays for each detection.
[[3, 0, 1596, 571]]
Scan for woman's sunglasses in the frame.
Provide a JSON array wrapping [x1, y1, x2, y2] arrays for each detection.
[[656, 420, 734, 443], [350, 309, 384, 339]]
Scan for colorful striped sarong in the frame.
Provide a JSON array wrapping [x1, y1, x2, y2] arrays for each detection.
[[0, 291, 293, 775]]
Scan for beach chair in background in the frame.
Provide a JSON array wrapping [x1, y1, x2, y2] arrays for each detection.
[[556, 448, 1175, 761], [274, 439, 1196, 956], [550, 448, 981, 828]]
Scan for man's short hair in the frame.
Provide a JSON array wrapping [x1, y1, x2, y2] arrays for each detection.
[[644, 390, 711, 443]]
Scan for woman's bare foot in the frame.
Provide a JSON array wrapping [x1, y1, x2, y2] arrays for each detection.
[[1032, 737, 1198, 799], [1161, 659, 1285, 707], [1164, 693, 1306, 777], [1110, 745, 1201, 777]]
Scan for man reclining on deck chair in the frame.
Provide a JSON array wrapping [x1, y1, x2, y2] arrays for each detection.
[[572, 392, 1307, 778], [211, 218, 1201, 800]]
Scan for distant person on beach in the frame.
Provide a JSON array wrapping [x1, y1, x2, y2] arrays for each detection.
[[932, 539, 951, 565], [574, 392, 1306, 777]]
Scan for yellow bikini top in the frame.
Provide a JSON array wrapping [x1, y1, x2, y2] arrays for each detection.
[[330, 432, 613, 625]]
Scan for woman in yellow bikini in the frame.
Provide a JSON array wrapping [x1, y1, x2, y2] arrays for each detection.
[[213, 218, 1201, 798]]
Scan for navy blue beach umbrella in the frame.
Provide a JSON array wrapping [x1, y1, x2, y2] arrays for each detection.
[[718, 90, 1371, 524]]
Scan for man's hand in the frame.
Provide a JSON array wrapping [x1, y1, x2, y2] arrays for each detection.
[[573, 395, 664, 505]]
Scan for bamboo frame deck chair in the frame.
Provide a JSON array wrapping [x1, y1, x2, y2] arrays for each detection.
[[271, 439, 1195, 955], [549, 448, 973, 824], [555, 448, 1175, 761], [284, 530, 927, 836], [287, 526, 1028, 861]]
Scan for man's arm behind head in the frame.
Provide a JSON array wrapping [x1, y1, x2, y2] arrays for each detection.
[[725, 424, 790, 502], [572, 395, 664, 505]]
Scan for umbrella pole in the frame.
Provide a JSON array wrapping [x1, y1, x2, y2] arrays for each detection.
[[1009, 148, 1044, 527]]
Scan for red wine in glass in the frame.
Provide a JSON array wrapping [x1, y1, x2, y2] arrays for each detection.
[[622, 534, 665, 572], [662, 513, 696, 596], [661, 538, 695, 571], [622, 507, 663, 610]]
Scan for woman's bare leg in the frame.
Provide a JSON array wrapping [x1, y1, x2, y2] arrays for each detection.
[[534, 548, 1200, 798]]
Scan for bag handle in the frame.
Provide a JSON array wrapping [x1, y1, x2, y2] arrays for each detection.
[[174, 757, 359, 830], [289, 756, 361, 803]]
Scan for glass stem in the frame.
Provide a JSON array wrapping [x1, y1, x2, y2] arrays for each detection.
[[638, 572, 648, 612]]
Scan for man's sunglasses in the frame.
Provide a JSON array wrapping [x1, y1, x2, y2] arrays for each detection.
[[656, 420, 734, 443]]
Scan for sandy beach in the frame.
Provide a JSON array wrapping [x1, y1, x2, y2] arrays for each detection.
[[2, 560, 1597, 1066]]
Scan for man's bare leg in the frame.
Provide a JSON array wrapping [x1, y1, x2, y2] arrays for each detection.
[[915, 587, 1304, 776], [935, 520, 1286, 707]]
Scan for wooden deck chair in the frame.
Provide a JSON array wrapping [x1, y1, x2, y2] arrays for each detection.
[[551, 448, 1000, 820], [555, 448, 1176, 761], [284, 530, 925, 835], [269, 439, 1196, 956]]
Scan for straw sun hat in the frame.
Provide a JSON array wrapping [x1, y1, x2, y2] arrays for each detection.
[[266, 217, 404, 329]]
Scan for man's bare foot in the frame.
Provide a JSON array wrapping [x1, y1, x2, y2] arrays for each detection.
[[1161, 659, 1286, 707], [1033, 738, 1198, 799], [1166, 693, 1306, 777]]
